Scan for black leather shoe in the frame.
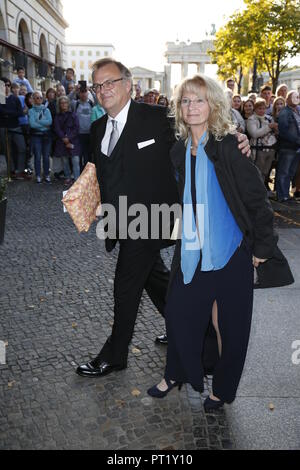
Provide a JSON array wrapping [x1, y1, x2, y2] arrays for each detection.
[[204, 396, 225, 412], [155, 334, 168, 345], [76, 360, 126, 378]]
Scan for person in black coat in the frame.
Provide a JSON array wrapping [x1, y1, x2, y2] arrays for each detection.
[[76, 59, 251, 379], [147, 74, 293, 411]]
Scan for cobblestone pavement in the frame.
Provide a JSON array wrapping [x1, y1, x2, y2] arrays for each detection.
[[0, 171, 234, 450]]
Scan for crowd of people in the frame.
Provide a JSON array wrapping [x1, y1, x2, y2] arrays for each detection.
[[0, 67, 300, 203], [0, 67, 170, 187], [225, 78, 300, 203]]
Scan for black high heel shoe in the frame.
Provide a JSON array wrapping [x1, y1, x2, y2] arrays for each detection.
[[204, 396, 225, 411], [147, 378, 183, 398]]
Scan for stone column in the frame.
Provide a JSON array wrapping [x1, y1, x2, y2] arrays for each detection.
[[181, 62, 188, 79], [164, 64, 171, 98], [197, 62, 205, 74]]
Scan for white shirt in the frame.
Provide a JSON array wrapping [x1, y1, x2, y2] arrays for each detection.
[[101, 99, 131, 156]]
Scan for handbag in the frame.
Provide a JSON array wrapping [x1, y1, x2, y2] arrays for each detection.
[[254, 246, 294, 289]]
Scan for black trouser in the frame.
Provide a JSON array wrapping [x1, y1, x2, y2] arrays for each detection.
[[165, 241, 254, 404], [97, 239, 170, 366], [79, 134, 91, 169]]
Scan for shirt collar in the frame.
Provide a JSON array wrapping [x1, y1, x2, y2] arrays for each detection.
[[108, 99, 131, 124]]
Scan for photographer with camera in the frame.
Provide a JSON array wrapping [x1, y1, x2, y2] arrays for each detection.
[[71, 81, 94, 168]]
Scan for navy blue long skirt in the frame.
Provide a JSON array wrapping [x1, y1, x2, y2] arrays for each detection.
[[165, 241, 254, 404]]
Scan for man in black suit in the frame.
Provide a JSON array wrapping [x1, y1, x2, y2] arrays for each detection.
[[76, 59, 179, 378], [76, 58, 250, 378]]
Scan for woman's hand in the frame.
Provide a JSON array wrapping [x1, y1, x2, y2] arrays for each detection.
[[253, 256, 267, 268], [236, 132, 251, 158]]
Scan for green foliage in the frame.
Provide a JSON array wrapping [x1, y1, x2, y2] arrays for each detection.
[[0, 177, 7, 201], [210, 0, 300, 92]]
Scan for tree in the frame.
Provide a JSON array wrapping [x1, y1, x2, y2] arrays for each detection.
[[210, 0, 300, 93]]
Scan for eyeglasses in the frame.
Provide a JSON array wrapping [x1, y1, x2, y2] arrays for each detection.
[[92, 78, 124, 93], [180, 98, 207, 107], [34, 96, 43, 100]]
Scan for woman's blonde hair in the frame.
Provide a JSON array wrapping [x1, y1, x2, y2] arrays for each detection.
[[272, 96, 285, 118], [172, 74, 235, 141]]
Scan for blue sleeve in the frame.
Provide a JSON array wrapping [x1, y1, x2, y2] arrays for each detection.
[[25, 78, 33, 93]]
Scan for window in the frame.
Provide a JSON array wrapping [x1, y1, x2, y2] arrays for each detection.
[[88, 74, 92, 84], [71, 61, 76, 70], [104, 51, 109, 57], [88, 61, 93, 69], [80, 51, 84, 56], [88, 51, 92, 56], [80, 74, 85, 81], [71, 50, 76, 56], [96, 51, 101, 57]]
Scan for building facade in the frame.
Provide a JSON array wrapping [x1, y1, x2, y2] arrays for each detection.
[[66, 44, 115, 85], [0, 0, 68, 90]]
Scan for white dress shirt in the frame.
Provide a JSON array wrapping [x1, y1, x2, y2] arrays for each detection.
[[101, 99, 131, 156]]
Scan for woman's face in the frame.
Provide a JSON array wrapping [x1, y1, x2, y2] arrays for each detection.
[[232, 96, 242, 110], [60, 100, 69, 113], [47, 91, 56, 101], [275, 99, 285, 113], [255, 104, 266, 117], [180, 89, 210, 131], [158, 97, 167, 106], [244, 100, 254, 116], [278, 86, 288, 99]]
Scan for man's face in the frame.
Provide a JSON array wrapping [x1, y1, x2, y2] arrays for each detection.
[[66, 70, 74, 81], [227, 80, 235, 91], [57, 86, 66, 97], [17, 69, 25, 79], [261, 90, 272, 104], [11, 86, 19, 97], [19, 86, 27, 96], [79, 90, 88, 101], [93, 63, 131, 117], [144, 92, 156, 105]]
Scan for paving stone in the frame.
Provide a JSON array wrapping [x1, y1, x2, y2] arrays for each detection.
[[0, 165, 234, 450]]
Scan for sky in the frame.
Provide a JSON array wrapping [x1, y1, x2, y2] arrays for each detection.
[[62, 0, 246, 73]]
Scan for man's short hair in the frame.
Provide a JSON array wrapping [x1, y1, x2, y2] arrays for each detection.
[[17, 67, 25, 72], [92, 58, 132, 83], [66, 68, 75, 75], [260, 85, 272, 93]]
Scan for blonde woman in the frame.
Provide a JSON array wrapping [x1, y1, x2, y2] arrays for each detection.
[[147, 75, 286, 411]]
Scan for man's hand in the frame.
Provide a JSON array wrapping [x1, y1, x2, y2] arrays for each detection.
[[253, 256, 267, 268], [236, 132, 251, 158]]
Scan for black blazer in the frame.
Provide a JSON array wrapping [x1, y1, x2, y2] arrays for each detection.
[[168, 133, 294, 289], [90, 100, 179, 251]]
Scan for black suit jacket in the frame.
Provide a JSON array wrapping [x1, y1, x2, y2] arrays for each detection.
[[90, 100, 179, 251]]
